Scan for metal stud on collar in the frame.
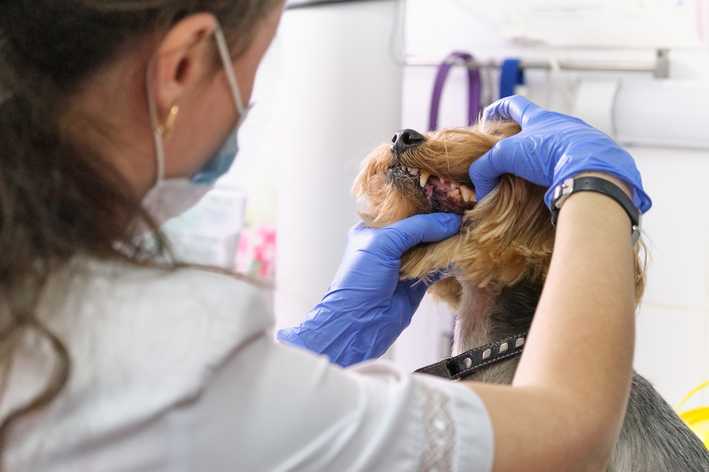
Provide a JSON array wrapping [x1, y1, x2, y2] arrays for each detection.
[[414, 332, 528, 381]]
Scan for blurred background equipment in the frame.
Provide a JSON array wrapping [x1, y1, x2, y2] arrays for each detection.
[[162, 186, 247, 270]]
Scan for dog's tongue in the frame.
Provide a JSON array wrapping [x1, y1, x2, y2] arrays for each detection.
[[424, 176, 476, 214]]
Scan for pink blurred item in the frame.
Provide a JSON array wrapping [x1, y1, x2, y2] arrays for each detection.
[[237, 222, 277, 279]]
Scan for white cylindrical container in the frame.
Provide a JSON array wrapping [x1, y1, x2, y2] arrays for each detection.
[[275, 1, 404, 329], [573, 79, 709, 150], [572, 78, 620, 138], [613, 80, 709, 150]]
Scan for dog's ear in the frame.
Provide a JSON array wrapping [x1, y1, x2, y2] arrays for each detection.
[[455, 176, 554, 287]]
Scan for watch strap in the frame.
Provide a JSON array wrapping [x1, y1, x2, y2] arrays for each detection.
[[551, 176, 642, 246]]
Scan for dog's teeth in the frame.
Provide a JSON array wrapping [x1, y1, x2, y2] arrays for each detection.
[[439, 178, 446, 184], [449, 189, 461, 198], [460, 186, 475, 202], [408, 167, 418, 176], [420, 171, 431, 187], [450, 182, 459, 190]]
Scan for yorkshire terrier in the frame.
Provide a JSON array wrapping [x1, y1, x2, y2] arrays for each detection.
[[354, 121, 709, 471]]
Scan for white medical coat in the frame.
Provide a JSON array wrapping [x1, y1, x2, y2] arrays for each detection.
[[3, 259, 494, 471]]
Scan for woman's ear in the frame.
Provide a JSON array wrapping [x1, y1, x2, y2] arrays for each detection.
[[150, 13, 218, 121]]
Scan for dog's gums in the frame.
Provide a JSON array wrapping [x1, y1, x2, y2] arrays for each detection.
[[387, 165, 476, 215], [422, 175, 476, 214]]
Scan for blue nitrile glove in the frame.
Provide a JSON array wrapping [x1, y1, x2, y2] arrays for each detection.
[[469, 95, 652, 213], [277, 213, 461, 367]]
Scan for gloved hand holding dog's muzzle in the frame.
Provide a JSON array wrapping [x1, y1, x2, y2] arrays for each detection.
[[277, 213, 461, 367], [469, 95, 652, 213]]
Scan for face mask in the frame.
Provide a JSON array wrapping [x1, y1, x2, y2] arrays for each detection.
[[142, 22, 251, 226]]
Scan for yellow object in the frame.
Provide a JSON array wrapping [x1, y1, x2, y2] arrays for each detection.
[[676, 379, 709, 450]]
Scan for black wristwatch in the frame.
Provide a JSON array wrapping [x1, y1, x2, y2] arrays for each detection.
[[550, 176, 642, 246]]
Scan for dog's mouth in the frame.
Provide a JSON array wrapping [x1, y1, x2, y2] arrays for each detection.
[[388, 165, 477, 215]]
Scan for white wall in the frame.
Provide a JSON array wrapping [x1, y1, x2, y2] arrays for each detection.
[[217, 35, 284, 227], [221, 1, 405, 323], [273, 1, 405, 330], [633, 147, 709, 409], [395, 0, 709, 409]]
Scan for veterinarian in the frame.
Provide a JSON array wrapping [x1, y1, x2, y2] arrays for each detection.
[[0, 0, 651, 470]]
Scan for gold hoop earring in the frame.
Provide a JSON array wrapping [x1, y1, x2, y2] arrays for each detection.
[[157, 105, 179, 137]]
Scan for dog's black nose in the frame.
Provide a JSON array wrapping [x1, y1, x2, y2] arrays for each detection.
[[391, 129, 425, 154]]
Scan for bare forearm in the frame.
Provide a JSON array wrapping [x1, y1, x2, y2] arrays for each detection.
[[467, 173, 636, 471], [518, 173, 635, 458]]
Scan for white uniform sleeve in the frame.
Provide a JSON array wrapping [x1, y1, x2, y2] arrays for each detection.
[[167, 334, 494, 472]]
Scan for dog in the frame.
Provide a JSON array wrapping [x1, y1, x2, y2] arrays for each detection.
[[353, 121, 709, 471]]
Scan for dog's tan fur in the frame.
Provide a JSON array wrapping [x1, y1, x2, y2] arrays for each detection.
[[353, 121, 709, 471], [354, 120, 644, 310]]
